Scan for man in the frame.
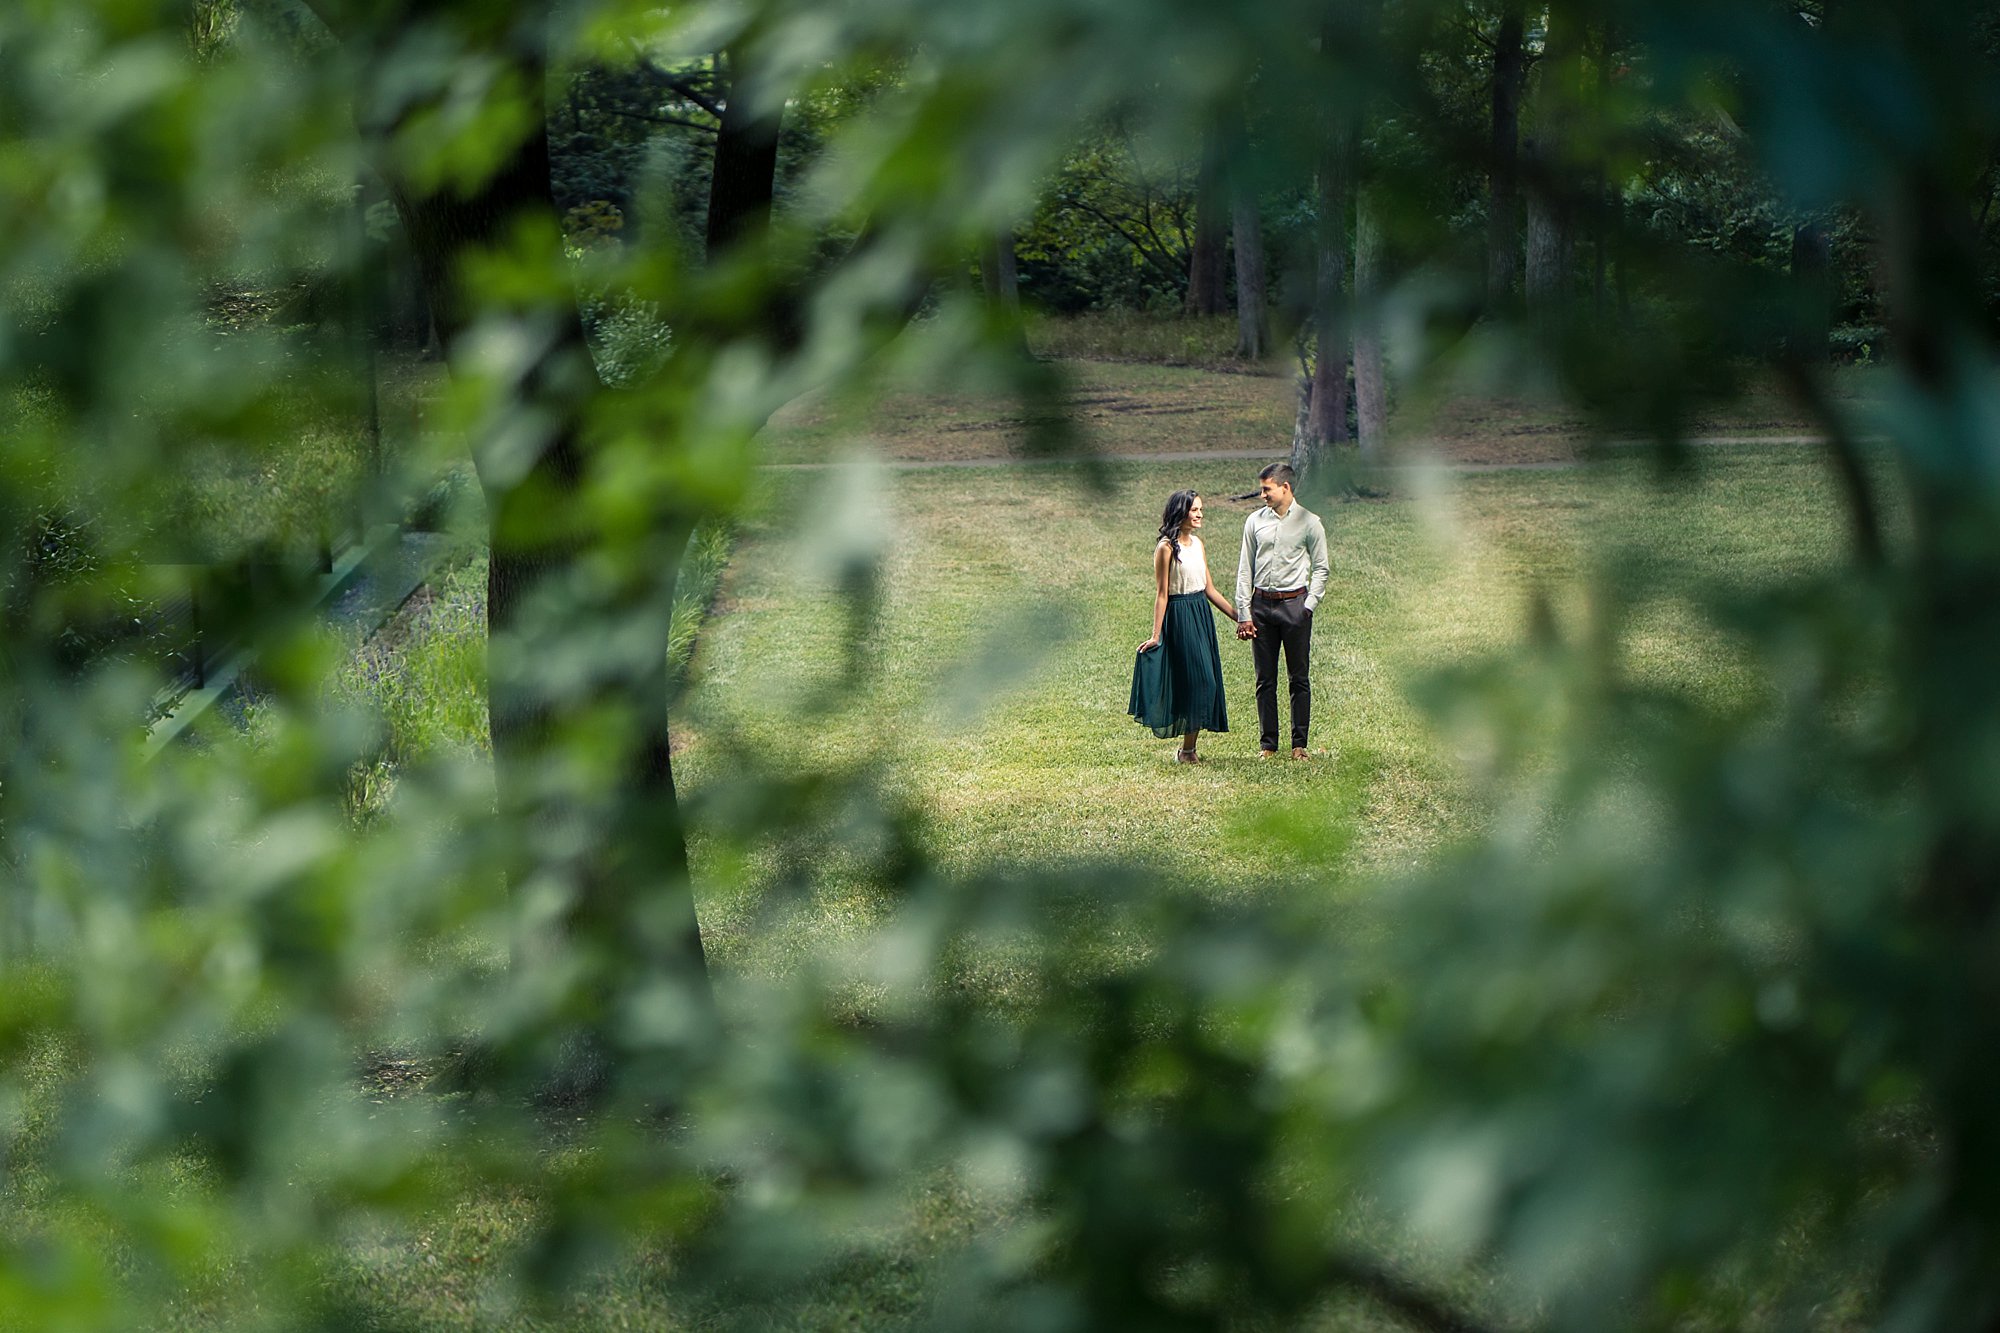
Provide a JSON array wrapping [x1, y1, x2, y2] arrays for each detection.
[[1234, 463, 1329, 760]]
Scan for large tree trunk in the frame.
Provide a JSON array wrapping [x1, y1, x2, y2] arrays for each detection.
[[1787, 0, 1835, 365], [1488, 2, 1525, 307], [1591, 21, 1614, 318], [1523, 141, 1571, 311], [980, 229, 1021, 313], [1301, 28, 1354, 473], [357, 170, 434, 355], [1231, 154, 1269, 360], [1524, 3, 1579, 318], [307, 1, 715, 1078], [1791, 219, 1834, 363], [1290, 372, 1313, 464], [706, 48, 783, 259], [1592, 185, 1607, 316], [980, 228, 1028, 358], [1354, 189, 1388, 458], [428, 165, 712, 1054], [1187, 127, 1230, 316]]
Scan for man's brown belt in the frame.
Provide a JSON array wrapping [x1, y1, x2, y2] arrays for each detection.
[[1254, 587, 1307, 601]]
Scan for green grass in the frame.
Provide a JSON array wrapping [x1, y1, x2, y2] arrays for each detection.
[[763, 319, 1886, 471], [623, 439, 1849, 1330], [760, 358, 1296, 465], [1024, 310, 1258, 369], [171, 421, 373, 559], [8, 353, 1871, 1329], [334, 551, 493, 762], [669, 524, 735, 679], [327, 519, 734, 817], [675, 442, 1852, 979]]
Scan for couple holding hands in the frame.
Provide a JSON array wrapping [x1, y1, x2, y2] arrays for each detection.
[[1128, 463, 1329, 764]]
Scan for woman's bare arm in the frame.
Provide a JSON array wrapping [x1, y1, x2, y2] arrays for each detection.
[[1139, 541, 1171, 651], [1203, 559, 1237, 622]]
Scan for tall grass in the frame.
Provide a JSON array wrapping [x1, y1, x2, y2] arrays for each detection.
[[333, 552, 492, 763], [670, 523, 733, 683], [327, 520, 733, 818]]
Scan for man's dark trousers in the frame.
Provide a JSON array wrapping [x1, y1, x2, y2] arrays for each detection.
[[1251, 592, 1311, 752]]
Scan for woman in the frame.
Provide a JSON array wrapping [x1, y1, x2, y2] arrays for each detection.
[[1129, 489, 1239, 762]]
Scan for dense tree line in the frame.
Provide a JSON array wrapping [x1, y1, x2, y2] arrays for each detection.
[[522, 0, 1999, 483]]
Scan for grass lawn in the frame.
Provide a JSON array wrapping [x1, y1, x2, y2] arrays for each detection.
[[14, 345, 1868, 1329], [761, 349, 1886, 469], [758, 359, 1296, 466], [675, 440, 1852, 988], [290, 435, 1857, 1329]]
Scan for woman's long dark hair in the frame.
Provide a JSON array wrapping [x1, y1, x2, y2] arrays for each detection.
[[1157, 490, 1198, 563]]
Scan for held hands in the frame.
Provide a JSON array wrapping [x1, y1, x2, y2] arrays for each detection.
[[1236, 621, 1256, 641]]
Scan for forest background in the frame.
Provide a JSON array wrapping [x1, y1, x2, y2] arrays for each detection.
[[5, 0, 2000, 1329]]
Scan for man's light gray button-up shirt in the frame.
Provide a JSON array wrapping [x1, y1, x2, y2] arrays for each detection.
[[1235, 502, 1330, 618]]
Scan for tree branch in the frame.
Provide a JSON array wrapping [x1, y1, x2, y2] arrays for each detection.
[[1123, 152, 1191, 274], [603, 107, 718, 135], [635, 52, 725, 118], [1055, 197, 1187, 287], [1142, 206, 1188, 271], [1162, 189, 1192, 258]]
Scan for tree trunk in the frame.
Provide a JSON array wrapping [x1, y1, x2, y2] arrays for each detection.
[[1303, 56, 1353, 469], [436, 169, 712, 1049], [980, 229, 1021, 313], [1231, 163, 1269, 360], [1785, 4, 1836, 363], [1186, 127, 1229, 316], [1791, 219, 1834, 363], [1289, 372, 1313, 470], [1488, 2, 1525, 307], [706, 48, 783, 260], [1524, 2, 1579, 318], [1592, 21, 1613, 318], [343, 174, 382, 501], [358, 171, 431, 354], [1592, 191, 1607, 315], [1523, 140, 1571, 310], [980, 228, 1028, 358], [306, 1, 715, 1075], [1354, 189, 1388, 458]]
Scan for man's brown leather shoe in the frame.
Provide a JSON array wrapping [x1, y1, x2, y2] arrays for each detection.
[[1292, 747, 1309, 760]]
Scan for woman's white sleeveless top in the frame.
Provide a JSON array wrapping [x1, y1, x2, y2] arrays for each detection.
[[1162, 537, 1207, 594]]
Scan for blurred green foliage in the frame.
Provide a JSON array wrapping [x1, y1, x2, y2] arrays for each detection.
[[3, 0, 2000, 1329]]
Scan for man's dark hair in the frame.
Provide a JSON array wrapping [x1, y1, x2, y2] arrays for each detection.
[[1258, 462, 1296, 487]]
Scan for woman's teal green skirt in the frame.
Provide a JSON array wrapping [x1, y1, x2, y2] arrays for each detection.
[[1129, 591, 1230, 739]]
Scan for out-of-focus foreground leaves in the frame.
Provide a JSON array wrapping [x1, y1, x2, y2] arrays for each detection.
[[4, 0, 2000, 1328]]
